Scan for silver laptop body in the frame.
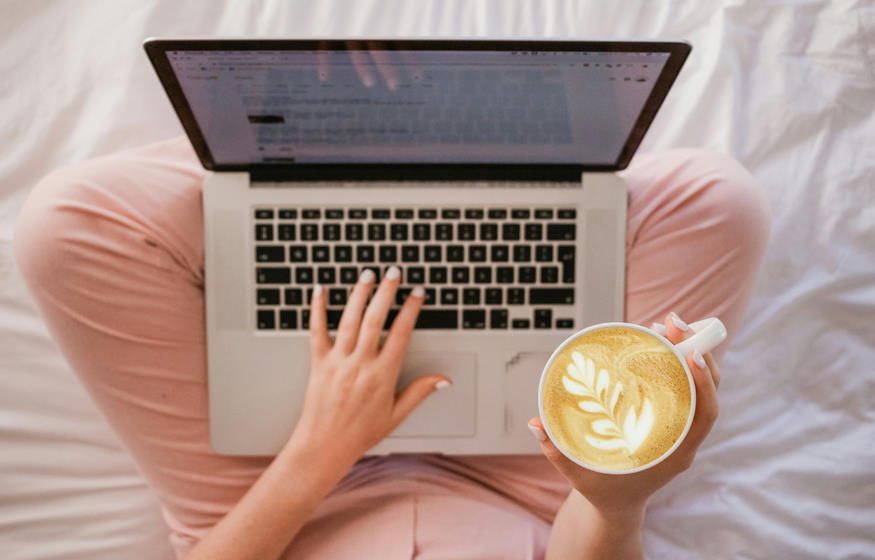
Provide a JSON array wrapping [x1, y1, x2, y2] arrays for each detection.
[[144, 38, 691, 455]]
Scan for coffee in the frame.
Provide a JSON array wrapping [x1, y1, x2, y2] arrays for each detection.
[[541, 326, 691, 471]]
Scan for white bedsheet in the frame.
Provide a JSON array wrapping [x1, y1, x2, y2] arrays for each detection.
[[1, 1, 873, 558]]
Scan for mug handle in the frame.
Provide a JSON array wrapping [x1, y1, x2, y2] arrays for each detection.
[[674, 317, 728, 358]]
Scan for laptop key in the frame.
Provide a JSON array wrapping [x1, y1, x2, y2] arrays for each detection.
[[368, 224, 387, 241], [558, 209, 576, 219], [357, 245, 375, 262], [490, 309, 509, 329], [295, 267, 313, 284], [547, 224, 576, 241], [513, 245, 531, 262], [424, 288, 437, 305], [490, 245, 509, 262], [302, 309, 310, 329], [334, 245, 353, 262], [424, 245, 442, 262], [512, 318, 530, 329], [284, 288, 303, 305], [257, 309, 275, 329], [323, 223, 341, 241], [535, 245, 553, 262], [396, 287, 412, 305], [458, 223, 475, 240], [440, 288, 459, 305], [401, 245, 419, 262], [325, 309, 343, 330], [436, 223, 454, 240], [518, 266, 536, 283], [255, 224, 273, 241], [279, 310, 297, 330], [329, 289, 347, 306], [534, 308, 552, 328], [474, 267, 492, 283], [541, 266, 559, 284], [361, 266, 381, 282], [524, 223, 542, 240], [278, 225, 295, 241], [372, 209, 391, 219], [496, 267, 514, 283], [312, 245, 330, 262], [339, 267, 358, 284], [446, 245, 464, 262], [407, 267, 425, 283], [257, 267, 290, 284], [480, 223, 498, 240], [511, 209, 530, 219], [534, 209, 553, 219], [345, 223, 364, 241], [463, 287, 481, 304], [451, 266, 470, 284], [289, 246, 307, 262], [502, 223, 520, 241], [430, 267, 448, 283], [465, 209, 484, 219], [302, 209, 321, 219], [418, 208, 438, 219], [348, 208, 367, 219], [256, 246, 285, 262], [395, 209, 414, 219], [469, 245, 487, 262], [301, 224, 318, 241], [278, 209, 297, 220], [390, 223, 408, 241], [326, 209, 344, 219], [463, 309, 486, 329], [317, 267, 335, 284], [413, 224, 431, 240], [485, 287, 502, 304], [530, 288, 574, 304], [441, 209, 461, 219], [414, 309, 458, 329], [257, 288, 280, 305], [488, 209, 507, 219], [558, 245, 575, 283], [556, 318, 574, 329], [507, 288, 525, 305], [379, 245, 398, 262]]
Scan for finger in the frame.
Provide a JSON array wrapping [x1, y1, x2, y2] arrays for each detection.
[[334, 269, 376, 354], [354, 266, 401, 355], [527, 417, 590, 482], [391, 374, 451, 426], [309, 284, 331, 358], [704, 352, 720, 389], [379, 285, 424, 364], [346, 40, 375, 87], [677, 349, 719, 454], [366, 41, 399, 90], [663, 311, 693, 345], [317, 40, 330, 83]]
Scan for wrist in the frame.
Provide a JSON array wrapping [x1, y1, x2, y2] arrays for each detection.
[[278, 433, 357, 495], [571, 490, 646, 535]]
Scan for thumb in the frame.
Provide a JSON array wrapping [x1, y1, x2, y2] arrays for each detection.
[[391, 374, 451, 426], [528, 417, 584, 480]]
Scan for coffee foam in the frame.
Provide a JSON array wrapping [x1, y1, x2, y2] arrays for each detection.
[[542, 327, 691, 471]]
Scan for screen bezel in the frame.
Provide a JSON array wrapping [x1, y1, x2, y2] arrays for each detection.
[[144, 38, 691, 181]]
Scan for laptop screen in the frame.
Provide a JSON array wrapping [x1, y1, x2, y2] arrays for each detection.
[[146, 40, 690, 176]]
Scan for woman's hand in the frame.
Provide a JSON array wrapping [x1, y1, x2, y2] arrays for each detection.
[[529, 311, 721, 519], [286, 266, 451, 474]]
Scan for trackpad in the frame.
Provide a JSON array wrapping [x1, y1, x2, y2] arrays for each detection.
[[389, 352, 476, 437]]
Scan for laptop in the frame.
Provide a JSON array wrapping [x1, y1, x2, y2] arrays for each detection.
[[144, 38, 691, 456]]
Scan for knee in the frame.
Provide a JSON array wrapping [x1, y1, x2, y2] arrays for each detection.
[[677, 148, 773, 261], [13, 162, 103, 290]]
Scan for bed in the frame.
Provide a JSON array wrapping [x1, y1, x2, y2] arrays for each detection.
[[1, 1, 873, 558]]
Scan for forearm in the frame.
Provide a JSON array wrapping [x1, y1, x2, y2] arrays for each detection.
[[184, 438, 353, 560], [546, 490, 645, 560]]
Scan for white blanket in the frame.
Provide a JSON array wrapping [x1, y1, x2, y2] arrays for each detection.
[[1, 1, 873, 558]]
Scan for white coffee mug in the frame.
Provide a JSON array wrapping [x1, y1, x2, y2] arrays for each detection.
[[538, 317, 727, 474]]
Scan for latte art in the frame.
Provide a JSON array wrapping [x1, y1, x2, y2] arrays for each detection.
[[542, 327, 692, 471]]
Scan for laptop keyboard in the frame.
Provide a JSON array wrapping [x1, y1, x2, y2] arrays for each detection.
[[253, 206, 577, 331]]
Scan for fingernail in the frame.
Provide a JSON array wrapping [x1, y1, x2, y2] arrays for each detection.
[[313, 284, 323, 297], [386, 266, 400, 280], [693, 349, 707, 369], [412, 286, 425, 298], [670, 312, 690, 332], [651, 322, 667, 335], [528, 423, 547, 442], [359, 269, 375, 284], [435, 380, 452, 390]]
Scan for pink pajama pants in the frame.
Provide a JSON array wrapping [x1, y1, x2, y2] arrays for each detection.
[[13, 137, 771, 559]]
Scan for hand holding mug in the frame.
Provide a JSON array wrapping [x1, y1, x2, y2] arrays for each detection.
[[528, 312, 723, 516]]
